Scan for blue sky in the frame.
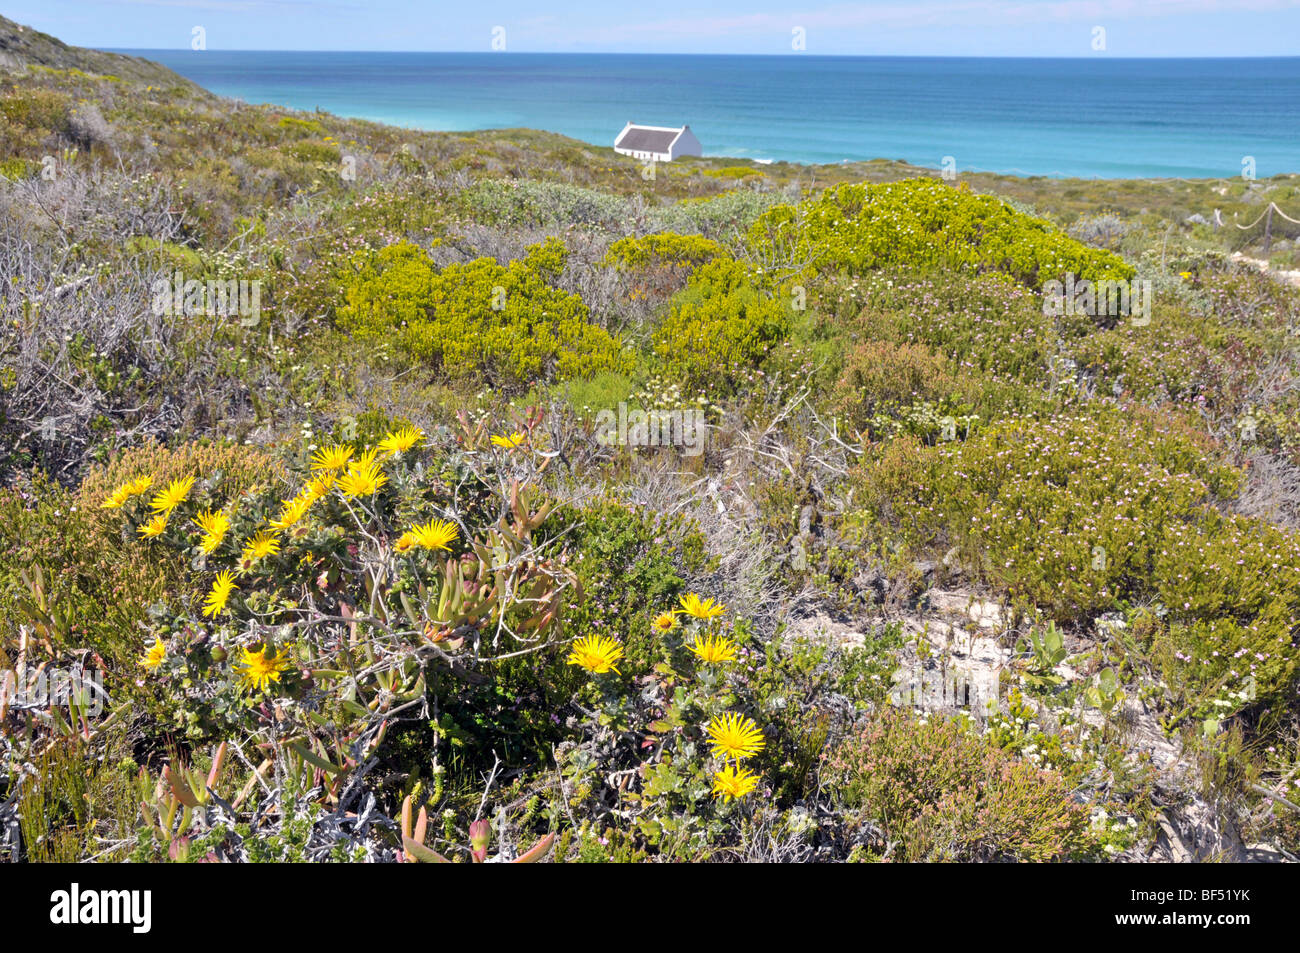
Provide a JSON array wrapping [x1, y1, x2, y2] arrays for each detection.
[[11, 0, 1300, 55]]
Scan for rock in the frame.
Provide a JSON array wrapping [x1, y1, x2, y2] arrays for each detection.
[[1054, 661, 1081, 682], [1243, 844, 1292, 863], [923, 589, 970, 614], [781, 609, 870, 650], [967, 600, 1003, 630], [1185, 213, 1210, 226], [1095, 612, 1127, 638], [850, 566, 888, 604], [1155, 798, 1247, 862], [890, 611, 1009, 719], [923, 589, 1005, 631]]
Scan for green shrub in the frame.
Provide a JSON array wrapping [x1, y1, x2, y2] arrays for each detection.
[[603, 233, 729, 271], [548, 498, 708, 674], [287, 139, 341, 164], [751, 178, 1134, 289], [550, 370, 636, 421], [827, 710, 1093, 861], [852, 407, 1300, 715], [0, 443, 285, 731], [337, 239, 629, 387], [651, 187, 787, 238], [1147, 509, 1300, 719], [863, 409, 1239, 609], [836, 270, 1062, 383], [0, 88, 70, 133], [652, 259, 791, 395], [831, 340, 977, 440], [456, 178, 630, 228]]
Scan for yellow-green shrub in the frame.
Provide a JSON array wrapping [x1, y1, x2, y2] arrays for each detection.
[[751, 178, 1134, 289], [652, 259, 790, 395], [0, 88, 70, 133], [703, 166, 761, 180], [603, 233, 729, 271], [338, 239, 629, 386], [75, 440, 286, 515]]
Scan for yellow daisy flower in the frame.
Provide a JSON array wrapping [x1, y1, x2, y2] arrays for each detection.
[[234, 643, 291, 693], [651, 612, 680, 633], [102, 475, 153, 509], [193, 509, 230, 553], [687, 634, 738, 665], [395, 518, 459, 553], [140, 637, 167, 671], [565, 634, 624, 675], [678, 592, 726, 620], [240, 530, 281, 566], [123, 475, 154, 496], [711, 764, 759, 802], [101, 488, 129, 509], [490, 431, 527, 450], [268, 493, 312, 530], [203, 570, 238, 618], [706, 712, 765, 762], [303, 472, 335, 502], [150, 476, 195, 514], [138, 513, 169, 538], [310, 443, 354, 471], [377, 425, 424, 456], [336, 461, 387, 498]]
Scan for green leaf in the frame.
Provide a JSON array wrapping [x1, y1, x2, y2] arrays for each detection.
[[287, 742, 345, 775], [403, 837, 450, 863]]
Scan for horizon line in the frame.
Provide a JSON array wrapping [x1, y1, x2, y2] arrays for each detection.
[[107, 48, 1300, 60]]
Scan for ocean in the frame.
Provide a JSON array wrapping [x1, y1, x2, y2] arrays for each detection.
[[119, 51, 1300, 179]]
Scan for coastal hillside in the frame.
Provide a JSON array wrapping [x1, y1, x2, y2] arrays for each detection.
[[0, 15, 202, 89], [1, 19, 1299, 864]]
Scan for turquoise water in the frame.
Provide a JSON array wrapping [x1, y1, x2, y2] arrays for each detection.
[[121, 51, 1300, 178]]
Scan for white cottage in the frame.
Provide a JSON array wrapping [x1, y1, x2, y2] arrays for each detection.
[[613, 122, 702, 162]]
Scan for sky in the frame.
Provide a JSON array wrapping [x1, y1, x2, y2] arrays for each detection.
[[9, 0, 1300, 56]]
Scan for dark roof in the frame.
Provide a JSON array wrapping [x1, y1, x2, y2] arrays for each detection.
[[615, 125, 680, 152]]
